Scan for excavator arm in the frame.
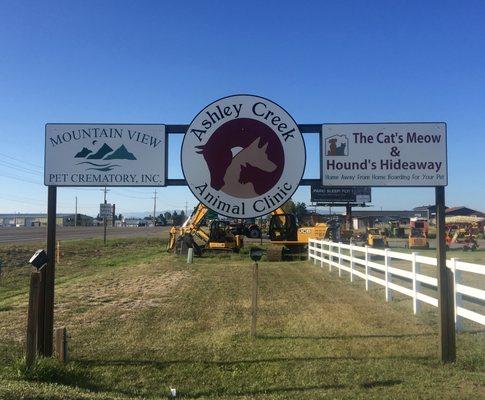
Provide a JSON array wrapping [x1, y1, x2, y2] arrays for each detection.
[[167, 203, 210, 252]]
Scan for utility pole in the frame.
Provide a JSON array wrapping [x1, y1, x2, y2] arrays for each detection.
[[185, 201, 188, 216], [74, 196, 77, 227], [101, 187, 109, 245], [153, 191, 157, 227]]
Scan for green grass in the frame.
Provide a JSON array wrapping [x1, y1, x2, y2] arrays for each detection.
[[0, 238, 484, 399]]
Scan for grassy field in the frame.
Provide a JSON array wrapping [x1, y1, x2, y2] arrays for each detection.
[[0, 238, 484, 399]]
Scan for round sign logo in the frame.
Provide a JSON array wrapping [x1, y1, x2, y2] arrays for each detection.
[[181, 94, 305, 218]]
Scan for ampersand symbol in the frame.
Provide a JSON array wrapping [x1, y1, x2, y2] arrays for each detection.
[[390, 146, 400, 157]]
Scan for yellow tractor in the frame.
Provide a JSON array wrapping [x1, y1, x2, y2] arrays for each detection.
[[407, 227, 429, 249], [167, 203, 243, 256], [266, 208, 337, 261], [366, 227, 388, 248]]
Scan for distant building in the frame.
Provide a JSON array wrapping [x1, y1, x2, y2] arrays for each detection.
[[445, 206, 485, 218], [0, 213, 93, 227], [341, 210, 429, 230]]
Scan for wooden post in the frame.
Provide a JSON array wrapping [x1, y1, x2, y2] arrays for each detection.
[[250, 261, 259, 337], [56, 241, 60, 264], [436, 186, 456, 363], [26, 269, 41, 367], [55, 327, 68, 363], [187, 247, 194, 264], [42, 185, 57, 357]]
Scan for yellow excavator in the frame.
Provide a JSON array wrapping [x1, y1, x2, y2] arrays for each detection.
[[267, 208, 337, 261], [167, 203, 244, 256]]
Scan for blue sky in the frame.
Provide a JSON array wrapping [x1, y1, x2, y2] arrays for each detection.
[[0, 0, 484, 216]]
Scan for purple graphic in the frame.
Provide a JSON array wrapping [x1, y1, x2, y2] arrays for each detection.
[[196, 118, 284, 198]]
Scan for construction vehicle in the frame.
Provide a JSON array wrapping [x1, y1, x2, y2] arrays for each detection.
[[167, 203, 243, 256], [445, 219, 481, 251], [407, 227, 429, 249], [365, 227, 388, 248], [389, 220, 405, 238], [410, 218, 429, 236], [229, 220, 261, 238], [266, 208, 338, 261]]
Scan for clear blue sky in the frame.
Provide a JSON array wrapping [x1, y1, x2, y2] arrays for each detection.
[[0, 0, 484, 216]]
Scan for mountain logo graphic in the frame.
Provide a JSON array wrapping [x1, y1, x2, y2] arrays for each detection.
[[75, 143, 136, 171], [326, 134, 349, 156]]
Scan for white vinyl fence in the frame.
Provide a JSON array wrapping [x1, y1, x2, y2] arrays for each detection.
[[308, 239, 485, 331]]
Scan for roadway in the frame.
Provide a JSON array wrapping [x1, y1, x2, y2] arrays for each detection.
[[0, 226, 169, 244]]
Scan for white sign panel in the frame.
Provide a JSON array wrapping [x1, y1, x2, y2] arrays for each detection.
[[99, 203, 113, 219], [45, 124, 165, 186], [181, 94, 305, 218], [322, 123, 447, 187]]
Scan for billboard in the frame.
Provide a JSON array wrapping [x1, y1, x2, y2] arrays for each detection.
[[45, 124, 166, 186], [311, 186, 371, 203], [322, 123, 447, 186]]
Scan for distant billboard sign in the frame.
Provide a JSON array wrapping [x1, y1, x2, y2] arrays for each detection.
[[322, 123, 447, 186], [311, 186, 371, 203], [45, 124, 166, 186], [99, 203, 113, 219]]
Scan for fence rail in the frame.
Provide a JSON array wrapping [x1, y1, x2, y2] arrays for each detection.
[[308, 239, 485, 330]]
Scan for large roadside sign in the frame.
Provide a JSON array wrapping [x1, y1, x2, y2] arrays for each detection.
[[181, 94, 305, 218], [322, 123, 447, 186], [311, 186, 371, 203], [44, 124, 166, 186]]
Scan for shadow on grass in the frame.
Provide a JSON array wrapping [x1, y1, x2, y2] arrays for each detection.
[[175, 379, 403, 398], [257, 332, 436, 340], [77, 354, 431, 369]]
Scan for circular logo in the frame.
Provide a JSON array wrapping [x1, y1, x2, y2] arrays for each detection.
[[181, 94, 305, 218]]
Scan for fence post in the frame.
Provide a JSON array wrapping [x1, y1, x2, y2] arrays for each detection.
[[349, 243, 354, 282], [452, 258, 463, 332], [338, 243, 342, 277], [412, 252, 421, 315], [329, 243, 332, 272], [365, 245, 370, 291], [320, 241, 324, 269], [313, 240, 317, 265], [384, 248, 392, 302]]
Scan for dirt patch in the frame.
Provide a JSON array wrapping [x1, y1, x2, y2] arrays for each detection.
[[56, 269, 190, 324]]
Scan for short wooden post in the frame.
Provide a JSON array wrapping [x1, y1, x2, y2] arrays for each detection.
[[384, 248, 392, 302], [56, 241, 60, 264], [412, 252, 421, 315], [328, 243, 332, 272], [250, 262, 259, 337], [365, 245, 370, 291], [451, 258, 463, 332], [26, 269, 41, 368], [338, 243, 342, 277], [55, 327, 68, 363], [349, 243, 354, 282], [187, 247, 194, 264]]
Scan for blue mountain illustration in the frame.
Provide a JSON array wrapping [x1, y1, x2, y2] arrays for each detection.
[[75, 147, 93, 158], [104, 145, 137, 160], [87, 143, 114, 159]]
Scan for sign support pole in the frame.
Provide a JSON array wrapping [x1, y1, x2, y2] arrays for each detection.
[[436, 186, 456, 362], [40, 185, 57, 357]]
